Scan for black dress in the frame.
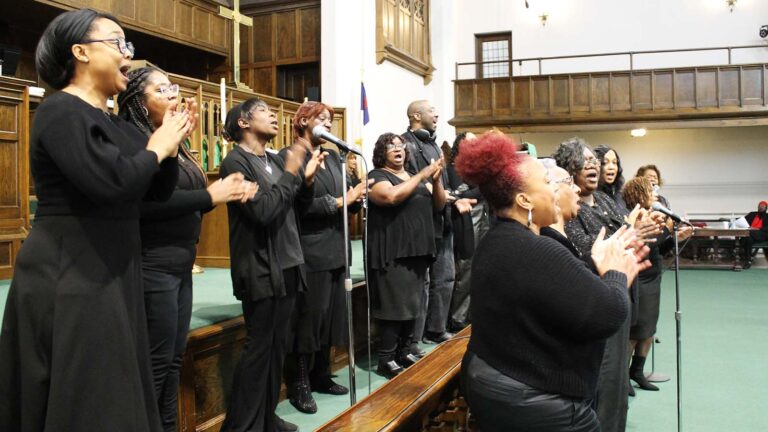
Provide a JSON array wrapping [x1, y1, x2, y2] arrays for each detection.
[[0, 91, 177, 432], [367, 169, 435, 320]]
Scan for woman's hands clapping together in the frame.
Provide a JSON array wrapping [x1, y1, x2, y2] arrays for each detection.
[[591, 226, 652, 284], [147, 101, 198, 161], [208, 172, 259, 205]]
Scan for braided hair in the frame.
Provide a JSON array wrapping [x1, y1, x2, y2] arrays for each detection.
[[118, 67, 207, 181], [118, 66, 156, 136]]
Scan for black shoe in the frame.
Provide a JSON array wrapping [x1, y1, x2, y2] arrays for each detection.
[[275, 415, 299, 431], [423, 331, 454, 344], [376, 360, 404, 379], [448, 319, 469, 333], [289, 383, 317, 414], [629, 356, 659, 391], [310, 375, 349, 395], [397, 353, 421, 368]]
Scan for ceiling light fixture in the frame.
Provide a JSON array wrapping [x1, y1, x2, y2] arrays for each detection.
[[630, 128, 647, 138]]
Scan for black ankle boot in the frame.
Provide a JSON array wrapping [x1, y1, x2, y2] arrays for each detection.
[[629, 355, 659, 391], [289, 355, 317, 414]]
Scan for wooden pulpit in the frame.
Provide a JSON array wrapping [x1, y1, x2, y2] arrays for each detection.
[[0, 76, 32, 279]]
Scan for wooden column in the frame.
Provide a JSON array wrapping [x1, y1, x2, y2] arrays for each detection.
[[0, 77, 32, 279]]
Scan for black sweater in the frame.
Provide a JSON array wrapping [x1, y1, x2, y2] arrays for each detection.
[[468, 218, 630, 399]]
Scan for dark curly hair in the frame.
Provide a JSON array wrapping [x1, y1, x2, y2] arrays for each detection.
[[450, 132, 470, 164], [35, 9, 120, 90], [372, 133, 408, 169], [455, 132, 526, 210], [117, 67, 160, 136], [552, 137, 593, 177], [223, 98, 270, 143], [622, 176, 654, 210], [593, 144, 624, 197]]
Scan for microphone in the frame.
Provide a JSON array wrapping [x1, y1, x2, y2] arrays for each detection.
[[312, 125, 363, 156], [651, 202, 692, 225]]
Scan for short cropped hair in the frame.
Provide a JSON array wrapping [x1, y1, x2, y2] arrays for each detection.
[[223, 98, 270, 143]]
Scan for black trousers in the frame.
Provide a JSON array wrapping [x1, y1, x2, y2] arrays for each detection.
[[377, 319, 416, 361], [221, 267, 298, 432], [595, 311, 630, 432], [461, 351, 599, 432], [143, 269, 194, 432]]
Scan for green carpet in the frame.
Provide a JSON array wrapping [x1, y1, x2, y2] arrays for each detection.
[[271, 268, 768, 432], [1, 267, 765, 431], [625, 268, 768, 432]]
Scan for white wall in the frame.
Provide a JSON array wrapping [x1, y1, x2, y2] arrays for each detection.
[[455, 0, 768, 79], [518, 127, 768, 216], [321, 0, 457, 163]]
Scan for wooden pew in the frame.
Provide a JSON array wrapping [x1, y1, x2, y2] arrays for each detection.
[[317, 326, 473, 432]]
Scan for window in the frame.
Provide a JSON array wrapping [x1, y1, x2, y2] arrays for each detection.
[[376, 0, 435, 84], [475, 32, 512, 78]]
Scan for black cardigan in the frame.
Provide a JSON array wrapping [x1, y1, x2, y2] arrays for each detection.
[[220, 146, 313, 301], [468, 218, 629, 399]]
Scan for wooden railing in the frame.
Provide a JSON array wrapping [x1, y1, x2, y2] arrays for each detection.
[[452, 45, 768, 131], [317, 326, 472, 432]]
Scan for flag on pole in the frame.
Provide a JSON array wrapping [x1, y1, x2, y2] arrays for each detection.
[[360, 82, 370, 125]]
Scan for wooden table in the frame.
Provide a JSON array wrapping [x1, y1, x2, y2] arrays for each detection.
[[683, 228, 751, 270]]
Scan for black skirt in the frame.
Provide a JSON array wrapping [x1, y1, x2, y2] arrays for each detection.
[[0, 216, 161, 431], [630, 272, 662, 340], [369, 256, 429, 321]]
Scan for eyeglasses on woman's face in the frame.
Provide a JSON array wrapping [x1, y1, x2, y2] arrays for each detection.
[[147, 84, 180, 97], [554, 175, 574, 186], [81, 36, 135, 57], [386, 142, 406, 151], [582, 157, 600, 168]]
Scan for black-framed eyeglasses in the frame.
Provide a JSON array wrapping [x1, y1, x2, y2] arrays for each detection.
[[386, 143, 406, 151], [555, 175, 574, 186], [583, 157, 600, 168], [80, 37, 135, 57]]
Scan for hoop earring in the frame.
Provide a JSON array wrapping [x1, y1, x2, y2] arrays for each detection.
[[527, 208, 532, 227], [141, 105, 149, 118]]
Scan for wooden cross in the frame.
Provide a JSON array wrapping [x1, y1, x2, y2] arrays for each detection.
[[219, 0, 253, 90]]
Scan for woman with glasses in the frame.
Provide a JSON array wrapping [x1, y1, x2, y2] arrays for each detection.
[[117, 67, 256, 432], [218, 98, 324, 432], [553, 138, 632, 432], [457, 133, 641, 432], [367, 133, 446, 378], [0, 9, 193, 431]]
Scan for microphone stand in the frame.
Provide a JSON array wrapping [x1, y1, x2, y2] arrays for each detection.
[[339, 148, 357, 405], [672, 221, 683, 432]]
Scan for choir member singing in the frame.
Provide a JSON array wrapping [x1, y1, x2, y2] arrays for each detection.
[[118, 66, 256, 432], [281, 101, 367, 414], [218, 98, 323, 432], [367, 133, 446, 378], [0, 9, 193, 431]]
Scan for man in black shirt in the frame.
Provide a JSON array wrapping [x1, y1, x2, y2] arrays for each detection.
[[403, 100, 472, 346]]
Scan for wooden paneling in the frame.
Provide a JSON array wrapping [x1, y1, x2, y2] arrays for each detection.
[[0, 77, 31, 279], [276, 11, 297, 61], [241, 4, 321, 97], [299, 7, 320, 59], [35, 0, 230, 56], [451, 64, 768, 129], [376, 0, 435, 84]]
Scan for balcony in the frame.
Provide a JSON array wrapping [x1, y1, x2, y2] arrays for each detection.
[[451, 45, 768, 132]]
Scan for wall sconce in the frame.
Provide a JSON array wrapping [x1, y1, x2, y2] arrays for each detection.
[[539, 13, 548, 26], [630, 128, 647, 138], [727, 0, 736, 12]]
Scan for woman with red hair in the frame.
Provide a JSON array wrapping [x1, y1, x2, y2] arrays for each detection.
[[457, 132, 643, 431], [280, 101, 368, 413]]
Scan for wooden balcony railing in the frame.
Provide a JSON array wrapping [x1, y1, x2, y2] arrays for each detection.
[[451, 45, 768, 131]]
